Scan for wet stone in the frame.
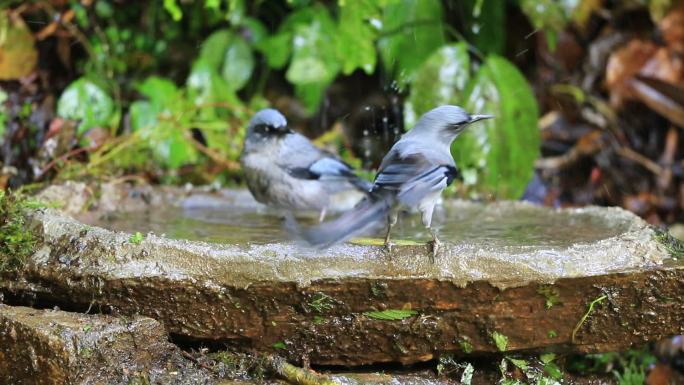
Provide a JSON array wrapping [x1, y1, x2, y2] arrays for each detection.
[[2, 182, 683, 366], [0, 304, 216, 385]]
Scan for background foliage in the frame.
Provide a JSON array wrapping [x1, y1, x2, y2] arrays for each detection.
[[1, 0, 554, 198], [1, 0, 683, 211]]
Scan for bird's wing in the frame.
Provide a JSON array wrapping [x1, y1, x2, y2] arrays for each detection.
[[277, 133, 371, 190], [373, 151, 458, 207]]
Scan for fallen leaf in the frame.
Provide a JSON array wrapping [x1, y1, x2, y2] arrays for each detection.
[[0, 12, 38, 80]]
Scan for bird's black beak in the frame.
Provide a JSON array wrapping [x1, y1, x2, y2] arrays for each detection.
[[469, 114, 494, 123]]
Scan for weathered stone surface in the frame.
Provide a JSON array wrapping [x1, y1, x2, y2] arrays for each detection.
[[1, 183, 681, 366], [0, 304, 216, 385]]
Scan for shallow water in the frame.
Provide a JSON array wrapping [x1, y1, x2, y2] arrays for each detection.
[[82, 197, 632, 249]]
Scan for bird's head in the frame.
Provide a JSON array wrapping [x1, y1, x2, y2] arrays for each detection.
[[247, 108, 290, 138], [413, 105, 493, 141]]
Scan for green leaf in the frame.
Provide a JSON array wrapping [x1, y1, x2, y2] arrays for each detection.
[[198, 30, 254, 91], [187, 59, 233, 105], [363, 309, 418, 320], [377, 0, 445, 89], [404, 43, 471, 127], [136, 76, 179, 107], [200, 30, 233, 70], [464, 0, 505, 55], [336, 0, 379, 75], [129, 101, 157, 134], [285, 7, 339, 85], [508, 357, 528, 370], [221, 35, 254, 91], [240, 17, 268, 46], [540, 353, 556, 364], [57, 78, 116, 135], [273, 341, 286, 349], [163, 0, 183, 21], [454, 55, 540, 199], [492, 331, 508, 351], [295, 82, 328, 114], [257, 33, 292, 69], [518, 0, 571, 50], [544, 361, 563, 380]]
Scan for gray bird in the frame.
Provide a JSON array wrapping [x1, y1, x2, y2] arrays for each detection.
[[240, 108, 372, 221], [297, 105, 492, 258]]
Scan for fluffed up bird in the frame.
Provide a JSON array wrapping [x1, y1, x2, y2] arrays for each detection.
[[295, 105, 492, 259], [240, 108, 372, 221]]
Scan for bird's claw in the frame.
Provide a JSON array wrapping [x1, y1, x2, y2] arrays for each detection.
[[427, 238, 441, 263], [383, 241, 395, 255]]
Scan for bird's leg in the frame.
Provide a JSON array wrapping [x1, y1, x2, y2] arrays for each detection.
[[420, 203, 439, 262], [428, 227, 441, 263], [384, 211, 398, 253], [318, 207, 327, 223]]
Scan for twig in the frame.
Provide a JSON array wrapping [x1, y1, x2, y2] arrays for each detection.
[[616, 147, 663, 175], [267, 355, 340, 385], [181, 350, 213, 371], [188, 137, 241, 171], [572, 295, 607, 343], [38, 147, 91, 178]]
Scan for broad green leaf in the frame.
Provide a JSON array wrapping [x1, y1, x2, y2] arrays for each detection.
[[227, 0, 245, 25], [187, 60, 233, 105], [200, 30, 233, 70], [377, 0, 445, 89], [285, 7, 339, 85], [257, 33, 292, 69], [136, 76, 179, 108], [240, 17, 268, 46], [336, 0, 379, 75], [463, 0, 505, 55], [507, 357, 528, 370], [57, 78, 116, 134], [129, 101, 157, 135], [221, 35, 254, 91], [454, 55, 539, 199], [163, 130, 197, 169], [295, 82, 329, 113], [363, 309, 418, 320], [198, 29, 254, 91], [540, 353, 556, 364], [404, 43, 471, 128]]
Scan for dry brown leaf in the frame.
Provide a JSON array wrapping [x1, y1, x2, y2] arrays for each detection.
[[606, 39, 658, 106], [660, 3, 684, 54], [0, 12, 38, 80]]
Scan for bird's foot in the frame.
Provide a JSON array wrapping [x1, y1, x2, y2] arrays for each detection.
[[427, 238, 441, 263], [383, 241, 395, 256]]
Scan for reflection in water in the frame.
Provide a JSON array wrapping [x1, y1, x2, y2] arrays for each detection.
[[83, 201, 629, 249]]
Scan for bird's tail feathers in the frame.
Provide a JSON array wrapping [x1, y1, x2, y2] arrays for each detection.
[[289, 198, 390, 249]]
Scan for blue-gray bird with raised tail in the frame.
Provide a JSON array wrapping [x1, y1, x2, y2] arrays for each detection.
[[296, 105, 492, 258], [240, 108, 372, 221]]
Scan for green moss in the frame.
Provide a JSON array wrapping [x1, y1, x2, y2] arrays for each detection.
[[537, 285, 561, 309], [128, 231, 145, 244], [654, 228, 684, 259], [0, 191, 38, 273], [207, 351, 268, 380], [307, 292, 335, 313]]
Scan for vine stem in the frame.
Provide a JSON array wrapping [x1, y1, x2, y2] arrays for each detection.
[[572, 295, 608, 343]]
